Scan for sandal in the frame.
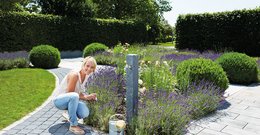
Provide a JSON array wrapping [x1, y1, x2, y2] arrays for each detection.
[[62, 111, 80, 122], [62, 111, 70, 122], [69, 126, 85, 135]]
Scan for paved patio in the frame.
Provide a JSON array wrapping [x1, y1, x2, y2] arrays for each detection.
[[0, 57, 260, 135], [187, 84, 260, 135]]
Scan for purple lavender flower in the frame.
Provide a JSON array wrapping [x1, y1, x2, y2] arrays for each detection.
[[137, 89, 190, 134], [186, 80, 223, 96], [257, 59, 260, 68], [86, 66, 126, 94], [200, 51, 222, 61], [94, 51, 113, 56], [0, 51, 29, 59], [161, 50, 221, 61], [161, 53, 199, 61], [184, 81, 223, 119]]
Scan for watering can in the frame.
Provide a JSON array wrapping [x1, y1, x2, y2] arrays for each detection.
[[109, 114, 126, 135]]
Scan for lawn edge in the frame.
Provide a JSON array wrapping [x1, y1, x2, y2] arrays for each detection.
[[0, 70, 59, 133]]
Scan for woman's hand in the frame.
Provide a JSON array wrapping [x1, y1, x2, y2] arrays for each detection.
[[84, 93, 97, 101]]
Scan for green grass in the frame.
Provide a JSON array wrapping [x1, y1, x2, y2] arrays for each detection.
[[254, 57, 260, 82], [0, 68, 55, 129], [158, 42, 175, 47]]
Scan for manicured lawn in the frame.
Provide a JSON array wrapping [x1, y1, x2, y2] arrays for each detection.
[[0, 68, 55, 129], [158, 42, 175, 47]]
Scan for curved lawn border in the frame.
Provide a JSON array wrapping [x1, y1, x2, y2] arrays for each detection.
[[0, 70, 59, 131]]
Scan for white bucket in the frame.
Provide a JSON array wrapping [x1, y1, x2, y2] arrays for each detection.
[[109, 114, 126, 135]]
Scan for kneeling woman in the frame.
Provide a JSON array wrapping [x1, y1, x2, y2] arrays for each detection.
[[52, 56, 97, 135]]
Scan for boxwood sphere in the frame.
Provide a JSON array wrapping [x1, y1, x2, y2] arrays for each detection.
[[176, 58, 229, 93], [216, 52, 258, 84], [29, 45, 60, 69], [83, 42, 108, 58]]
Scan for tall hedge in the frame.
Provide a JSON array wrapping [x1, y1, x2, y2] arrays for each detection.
[[175, 8, 260, 56], [0, 11, 147, 52]]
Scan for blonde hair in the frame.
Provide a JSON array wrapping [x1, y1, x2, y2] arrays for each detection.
[[81, 56, 97, 71]]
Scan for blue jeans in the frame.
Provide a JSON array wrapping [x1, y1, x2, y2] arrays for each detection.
[[53, 92, 89, 126]]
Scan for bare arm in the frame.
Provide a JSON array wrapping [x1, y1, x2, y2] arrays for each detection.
[[66, 72, 78, 93], [66, 72, 96, 101]]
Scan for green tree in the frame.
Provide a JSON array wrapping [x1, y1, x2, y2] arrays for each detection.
[[92, 0, 136, 19], [159, 20, 174, 42], [157, 0, 172, 14], [37, 0, 95, 17], [93, 0, 172, 25], [0, 0, 26, 11]]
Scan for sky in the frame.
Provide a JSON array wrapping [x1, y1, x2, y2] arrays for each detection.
[[163, 0, 260, 26]]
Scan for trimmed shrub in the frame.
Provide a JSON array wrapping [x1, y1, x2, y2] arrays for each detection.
[[176, 58, 228, 94], [29, 45, 60, 69], [83, 43, 108, 58], [216, 52, 258, 84]]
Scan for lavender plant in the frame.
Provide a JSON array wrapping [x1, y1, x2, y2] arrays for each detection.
[[185, 81, 222, 119], [161, 53, 199, 62], [128, 81, 223, 135], [200, 51, 222, 61], [161, 51, 221, 62], [0, 58, 29, 70], [0, 51, 28, 59], [86, 66, 126, 95], [131, 90, 190, 135], [84, 66, 125, 132], [167, 60, 178, 75], [94, 51, 116, 66]]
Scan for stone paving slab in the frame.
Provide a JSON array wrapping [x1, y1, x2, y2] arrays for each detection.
[[197, 128, 231, 135]]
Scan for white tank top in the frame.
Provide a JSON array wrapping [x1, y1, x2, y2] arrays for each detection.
[[52, 70, 88, 100]]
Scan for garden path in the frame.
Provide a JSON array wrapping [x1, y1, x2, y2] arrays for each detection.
[[0, 58, 107, 135]]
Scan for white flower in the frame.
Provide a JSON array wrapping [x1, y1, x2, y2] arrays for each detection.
[[138, 79, 143, 85], [125, 43, 130, 47], [140, 60, 145, 64], [139, 87, 146, 94], [155, 61, 160, 66], [107, 49, 113, 53], [163, 61, 169, 66]]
